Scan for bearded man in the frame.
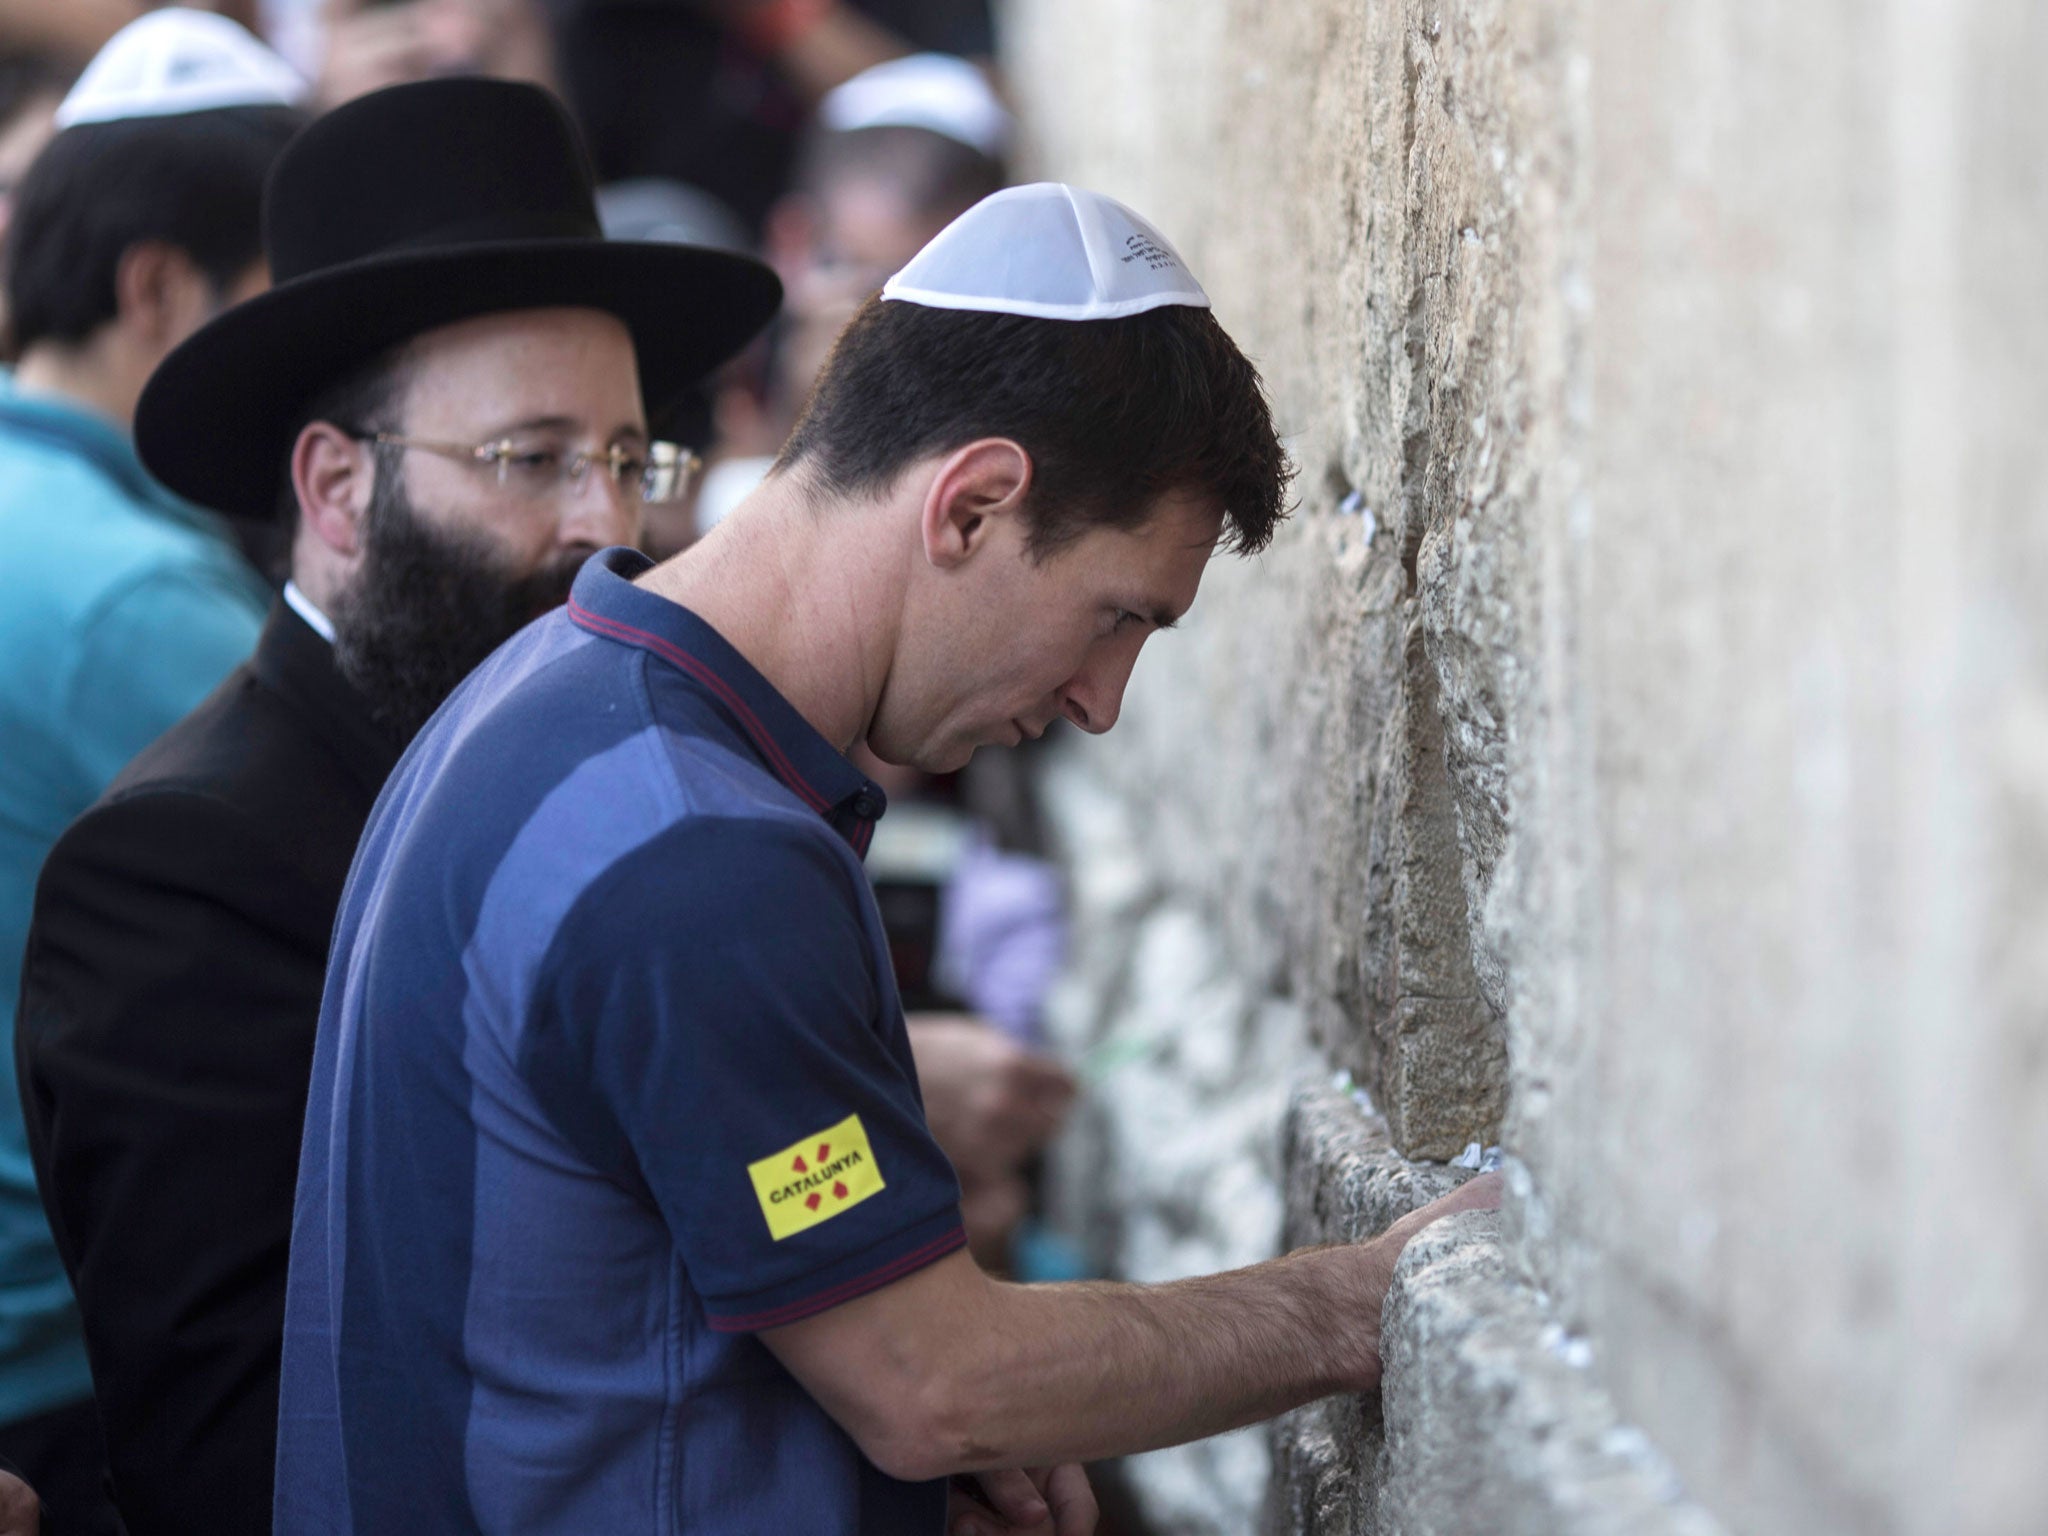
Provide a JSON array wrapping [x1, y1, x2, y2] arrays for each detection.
[[11, 77, 780, 1536]]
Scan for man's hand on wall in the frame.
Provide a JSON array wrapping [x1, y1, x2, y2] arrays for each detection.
[[0, 1469, 37, 1536], [947, 1464, 1096, 1536], [1349, 1172, 1504, 1394], [908, 1015, 1076, 1183], [958, 1171, 1029, 1271], [763, 1174, 1508, 1479]]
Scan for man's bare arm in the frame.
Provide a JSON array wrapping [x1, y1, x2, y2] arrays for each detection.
[[762, 1173, 1499, 1481]]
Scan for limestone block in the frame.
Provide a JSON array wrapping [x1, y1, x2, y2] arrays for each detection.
[[1274, 1081, 1723, 1536], [1003, 0, 2048, 1530], [1006, 0, 1525, 1165], [1269, 1080, 1482, 1535], [1378, 1212, 1727, 1536], [1359, 612, 1509, 1157]]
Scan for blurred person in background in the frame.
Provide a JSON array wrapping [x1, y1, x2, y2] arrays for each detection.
[[0, 54, 68, 346], [0, 56, 69, 266], [14, 77, 779, 1534], [0, 14, 302, 1527], [594, 173, 754, 558], [0, 2, 265, 64], [294, 0, 558, 108], [771, 51, 1010, 298], [544, 0, 993, 233], [700, 51, 1009, 526]]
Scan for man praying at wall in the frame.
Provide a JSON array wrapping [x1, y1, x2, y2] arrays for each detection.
[[273, 180, 1499, 1536]]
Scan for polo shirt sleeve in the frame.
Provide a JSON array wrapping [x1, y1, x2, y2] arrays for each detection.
[[527, 814, 965, 1333], [62, 565, 263, 787]]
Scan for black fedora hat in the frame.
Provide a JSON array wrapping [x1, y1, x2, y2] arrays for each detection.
[[135, 77, 781, 521]]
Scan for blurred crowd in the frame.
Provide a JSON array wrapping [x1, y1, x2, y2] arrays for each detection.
[[0, 5, 1083, 1531]]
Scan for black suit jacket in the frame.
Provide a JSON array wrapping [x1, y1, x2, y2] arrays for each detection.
[[15, 602, 399, 1536]]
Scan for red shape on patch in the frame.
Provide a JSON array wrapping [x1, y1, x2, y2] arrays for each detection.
[[817, 1143, 831, 1162], [805, 1192, 822, 1211], [833, 1181, 849, 1200], [792, 1154, 808, 1173]]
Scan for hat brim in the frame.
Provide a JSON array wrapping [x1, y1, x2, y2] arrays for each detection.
[[136, 238, 781, 520]]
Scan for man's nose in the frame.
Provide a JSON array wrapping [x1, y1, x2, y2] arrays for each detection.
[[1058, 644, 1143, 735], [556, 462, 640, 550]]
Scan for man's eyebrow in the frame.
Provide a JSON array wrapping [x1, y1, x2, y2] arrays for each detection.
[[483, 415, 649, 442]]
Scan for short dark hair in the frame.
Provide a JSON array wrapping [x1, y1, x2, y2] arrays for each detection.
[[776, 297, 1291, 557], [4, 104, 303, 353], [273, 344, 417, 523]]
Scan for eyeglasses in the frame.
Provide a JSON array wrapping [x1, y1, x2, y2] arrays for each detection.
[[359, 432, 702, 506]]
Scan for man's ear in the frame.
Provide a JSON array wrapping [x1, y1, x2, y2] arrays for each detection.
[[919, 438, 1033, 570], [112, 240, 212, 353], [292, 421, 376, 560]]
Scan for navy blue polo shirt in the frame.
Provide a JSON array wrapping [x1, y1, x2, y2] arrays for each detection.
[[276, 548, 964, 1534]]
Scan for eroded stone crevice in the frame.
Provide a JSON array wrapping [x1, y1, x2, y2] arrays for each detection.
[[1027, 1, 1545, 1522], [1272, 1082, 1726, 1536], [1008, 0, 2048, 1530]]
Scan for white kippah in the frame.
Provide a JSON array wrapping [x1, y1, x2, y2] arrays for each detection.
[[819, 53, 1011, 159], [880, 182, 1210, 321], [54, 8, 306, 130]]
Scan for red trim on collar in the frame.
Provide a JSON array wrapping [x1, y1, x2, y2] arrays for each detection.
[[568, 599, 833, 815]]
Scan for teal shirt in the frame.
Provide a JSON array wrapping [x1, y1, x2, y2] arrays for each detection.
[[0, 371, 268, 1424]]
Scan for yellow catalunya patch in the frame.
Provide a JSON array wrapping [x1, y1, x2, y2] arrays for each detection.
[[747, 1113, 886, 1241]]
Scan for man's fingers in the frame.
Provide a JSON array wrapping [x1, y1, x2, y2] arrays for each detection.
[[1385, 1170, 1504, 1249], [969, 1467, 1050, 1529], [986, 1056, 1075, 1143], [908, 1015, 1076, 1176], [1010, 1054, 1076, 1104], [0, 1469, 39, 1536], [1043, 1463, 1098, 1536], [945, 1465, 1090, 1536], [1431, 1169, 1502, 1216]]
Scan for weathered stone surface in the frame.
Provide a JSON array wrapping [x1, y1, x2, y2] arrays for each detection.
[[1267, 1081, 1473, 1536], [1360, 616, 1507, 1159], [1007, 0, 1517, 1166], [1280, 1080, 1472, 1253], [1273, 1083, 1724, 1536], [1006, 0, 2048, 1532], [1378, 1212, 1727, 1536]]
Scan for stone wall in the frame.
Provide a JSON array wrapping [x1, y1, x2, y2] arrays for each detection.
[[1003, 2, 2048, 1533]]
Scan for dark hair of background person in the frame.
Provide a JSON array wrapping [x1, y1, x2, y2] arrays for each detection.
[[275, 346, 415, 513], [2, 103, 303, 355], [232, 343, 415, 580], [544, 0, 995, 234], [792, 122, 1004, 218], [776, 297, 1293, 558], [0, 54, 73, 133]]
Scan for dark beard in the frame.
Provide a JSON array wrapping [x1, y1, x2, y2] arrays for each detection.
[[329, 476, 588, 743]]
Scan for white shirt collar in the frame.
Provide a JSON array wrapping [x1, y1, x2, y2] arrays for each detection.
[[282, 579, 335, 644]]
